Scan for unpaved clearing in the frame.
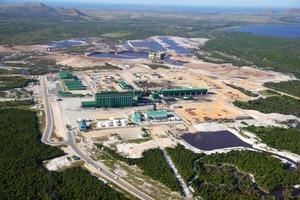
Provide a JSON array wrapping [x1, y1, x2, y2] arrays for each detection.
[[45, 155, 72, 171], [186, 62, 293, 84], [176, 101, 243, 123], [51, 101, 67, 140]]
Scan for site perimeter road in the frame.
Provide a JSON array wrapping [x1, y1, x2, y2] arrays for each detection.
[[40, 76, 154, 200]]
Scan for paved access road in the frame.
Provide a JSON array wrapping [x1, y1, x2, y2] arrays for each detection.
[[41, 76, 153, 200]]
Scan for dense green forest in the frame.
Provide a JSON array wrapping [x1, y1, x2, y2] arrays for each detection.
[[233, 96, 300, 117], [166, 145, 273, 199], [0, 108, 128, 200], [226, 83, 258, 97], [192, 164, 270, 200], [244, 126, 300, 155], [0, 76, 33, 91], [201, 150, 300, 192], [165, 145, 205, 182], [264, 80, 300, 97], [202, 32, 300, 78], [96, 144, 182, 192]]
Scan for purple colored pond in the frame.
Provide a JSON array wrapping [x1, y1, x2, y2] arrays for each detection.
[[182, 131, 252, 150]]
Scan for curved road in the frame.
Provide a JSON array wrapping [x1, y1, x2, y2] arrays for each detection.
[[41, 76, 153, 200]]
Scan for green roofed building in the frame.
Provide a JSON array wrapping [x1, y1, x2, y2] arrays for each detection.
[[150, 91, 160, 101], [145, 111, 168, 120], [59, 72, 74, 80], [81, 90, 142, 108], [58, 72, 87, 91], [132, 112, 141, 123], [119, 81, 131, 90], [160, 88, 208, 96]]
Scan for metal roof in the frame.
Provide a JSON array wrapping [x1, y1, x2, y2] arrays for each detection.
[[160, 88, 207, 93], [145, 111, 168, 116], [59, 72, 74, 79]]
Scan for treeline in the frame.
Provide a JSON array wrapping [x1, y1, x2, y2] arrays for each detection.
[[201, 150, 300, 192], [0, 100, 34, 108], [264, 80, 300, 97], [203, 32, 300, 78], [0, 69, 20, 75], [165, 144, 204, 182], [233, 96, 300, 117], [226, 83, 258, 97], [96, 144, 182, 192], [0, 108, 128, 200], [0, 76, 33, 91], [75, 63, 121, 71], [244, 125, 300, 155]]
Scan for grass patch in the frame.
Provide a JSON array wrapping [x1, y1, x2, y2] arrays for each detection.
[[258, 89, 280, 96]]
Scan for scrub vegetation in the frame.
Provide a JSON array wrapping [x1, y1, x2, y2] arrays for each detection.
[[0, 76, 33, 91], [263, 80, 300, 97], [244, 126, 300, 155], [166, 145, 300, 199], [0, 108, 128, 200], [201, 150, 300, 192], [75, 63, 121, 71], [0, 100, 34, 108], [233, 95, 300, 117], [202, 32, 300, 78], [96, 144, 182, 192]]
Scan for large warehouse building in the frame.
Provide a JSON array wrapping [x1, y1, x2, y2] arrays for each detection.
[[160, 88, 208, 96], [82, 90, 142, 108]]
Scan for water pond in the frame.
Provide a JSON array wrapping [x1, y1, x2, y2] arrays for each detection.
[[182, 131, 252, 151]]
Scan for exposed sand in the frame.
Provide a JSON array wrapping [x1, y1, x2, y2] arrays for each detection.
[[0, 45, 47, 54], [186, 62, 293, 84], [45, 155, 72, 171], [51, 101, 67, 140], [176, 101, 243, 123]]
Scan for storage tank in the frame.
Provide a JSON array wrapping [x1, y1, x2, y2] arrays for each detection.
[[120, 119, 128, 126]]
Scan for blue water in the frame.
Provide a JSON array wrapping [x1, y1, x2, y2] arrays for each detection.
[[92, 52, 185, 66], [160, 37, 191, 54], [48, 40, 85, 48], [92, 52, 148, 59], [227, 24, 300, 38], [130, 41, 166, 51]]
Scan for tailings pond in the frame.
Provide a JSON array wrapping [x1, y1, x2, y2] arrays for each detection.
[[47, 39, 87, 48], [92, 52, 148, 59], [159, 37, 191, 54], [182, 131, 252, 150]]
